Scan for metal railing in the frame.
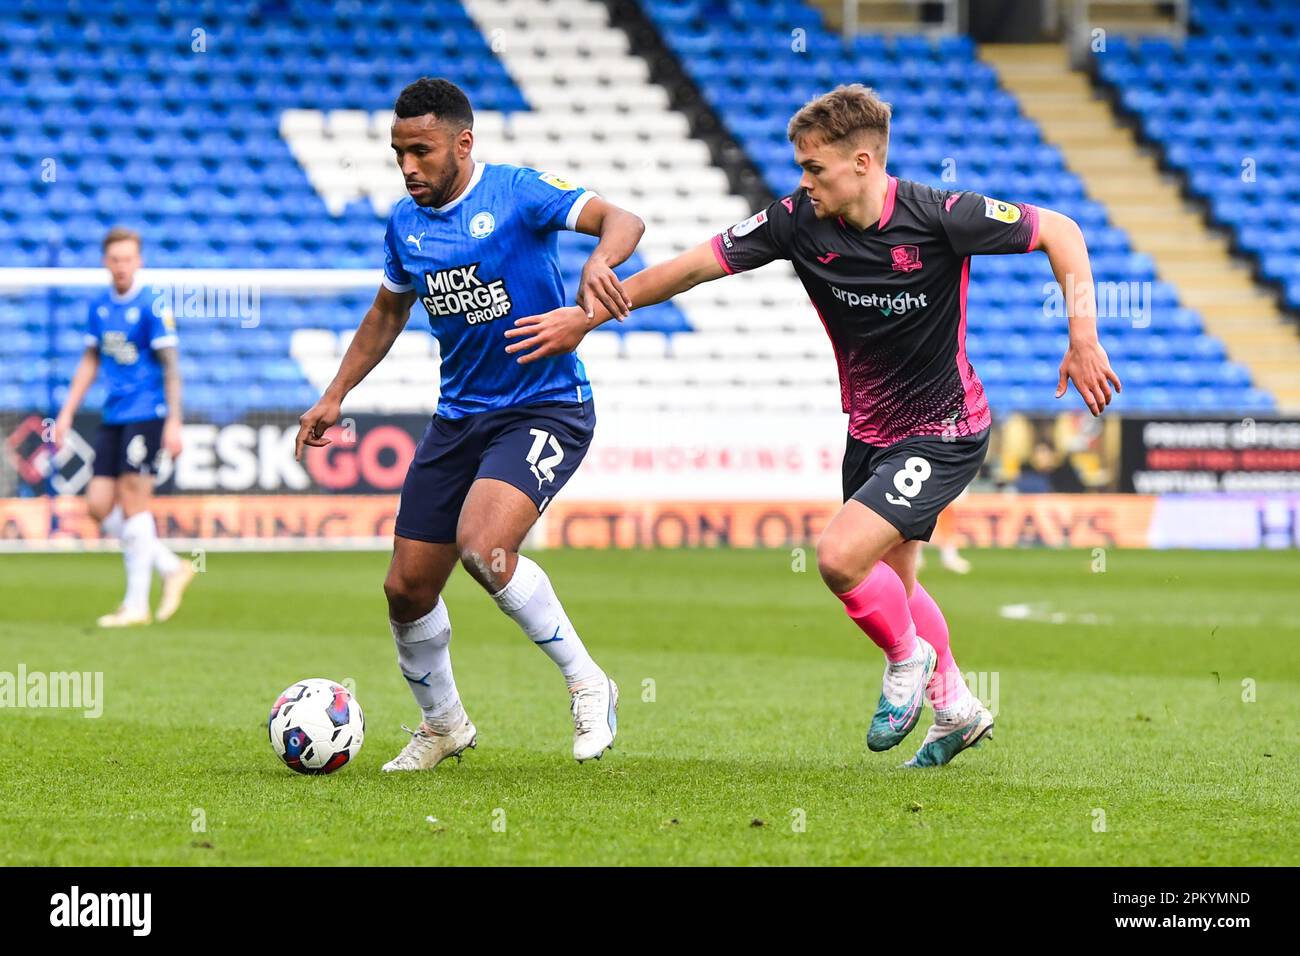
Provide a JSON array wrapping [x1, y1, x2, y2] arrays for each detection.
[[1065, 0, 1189, 65], [839, 0, 965, 38]]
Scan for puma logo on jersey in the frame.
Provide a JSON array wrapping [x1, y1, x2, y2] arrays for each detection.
[[405, 232, 425, 250], [817, 252, 840, 265]]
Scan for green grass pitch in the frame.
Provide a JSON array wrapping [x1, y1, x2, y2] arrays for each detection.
[[1, 548, 1296, 866]]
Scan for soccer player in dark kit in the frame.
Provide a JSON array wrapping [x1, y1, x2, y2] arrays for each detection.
[[506, 84, 1121, 767]]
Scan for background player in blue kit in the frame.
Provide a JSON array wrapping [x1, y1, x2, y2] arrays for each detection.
[[295, 78, 645, 770], [55, 227, 194, 628]]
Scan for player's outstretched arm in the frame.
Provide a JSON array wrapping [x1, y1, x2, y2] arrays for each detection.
[[295, 285, 415, 459], [54, 346, 100, 447], [505, 240, 726, 364], [1034, 207, 1123, 416], [573, 197, 646, 320]]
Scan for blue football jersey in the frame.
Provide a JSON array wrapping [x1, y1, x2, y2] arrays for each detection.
[[84, 281, 177, 424], [382, 162, 595, 418]]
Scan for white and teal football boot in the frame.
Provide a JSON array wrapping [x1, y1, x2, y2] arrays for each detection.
[[903, 700, 994, 768], [866, 637, 936, 752]]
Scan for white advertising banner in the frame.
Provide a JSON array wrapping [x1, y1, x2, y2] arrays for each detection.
[[562, 408, 850, 500], [1149, 494, 1300, 549]]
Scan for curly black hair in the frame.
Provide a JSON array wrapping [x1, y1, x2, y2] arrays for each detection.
[[393, 77, 474, 129]]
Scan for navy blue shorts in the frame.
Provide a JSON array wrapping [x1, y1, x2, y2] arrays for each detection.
[[92, 418, 166, 478], [395, 400, 596, 544]]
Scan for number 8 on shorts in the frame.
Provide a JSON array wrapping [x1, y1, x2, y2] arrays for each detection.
[[885, 456, 931, 508]]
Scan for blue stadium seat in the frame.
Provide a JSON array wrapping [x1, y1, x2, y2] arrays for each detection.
[[643, 0, 1273, 415], [0, 0, 1277, 416], [0, 0, 691, 414], [1096, 1, 1300, 312]]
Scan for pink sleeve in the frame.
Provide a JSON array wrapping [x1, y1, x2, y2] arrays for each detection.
[[710, 234, 736, 275], [1024, 204, 1041, 253]]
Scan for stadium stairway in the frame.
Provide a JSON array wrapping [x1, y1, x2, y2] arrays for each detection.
[[982, 43, 1300, 411]]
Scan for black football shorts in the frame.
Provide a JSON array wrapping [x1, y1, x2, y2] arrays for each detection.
[[842, 428, 990, 542]]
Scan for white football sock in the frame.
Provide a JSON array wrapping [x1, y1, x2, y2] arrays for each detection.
[[119, 512, 157, 614], [492, 555, 602, 687], [391, 599, 464, 732], [934, 684, 978, 725], [100, 505, 125, 539], [152, 538, 182, 576]]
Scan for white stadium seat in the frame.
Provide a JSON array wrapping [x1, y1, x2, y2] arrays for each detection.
[[576, 333, 622, 360], [290, 329, 340, 360], [282, 0, 830, 416], [621, 331, 671, 359], [326, 111, 373, 141]]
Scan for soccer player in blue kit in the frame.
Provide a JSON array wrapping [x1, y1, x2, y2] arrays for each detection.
[[55, 227, 194, 628], [295, 78, 645, 769]]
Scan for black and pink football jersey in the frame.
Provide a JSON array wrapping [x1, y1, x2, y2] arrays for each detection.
[[711, 177, 1039, 445]]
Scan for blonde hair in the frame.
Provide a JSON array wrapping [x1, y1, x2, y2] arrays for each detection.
[[787, 84, 892, 165], [102, 226, 141, 253]]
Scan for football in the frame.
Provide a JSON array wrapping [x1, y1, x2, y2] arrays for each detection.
[[268, 678, 365, 775]]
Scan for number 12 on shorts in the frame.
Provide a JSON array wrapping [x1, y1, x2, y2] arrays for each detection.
[[526, 428, 564, 487], [885, 456, 931, 508]]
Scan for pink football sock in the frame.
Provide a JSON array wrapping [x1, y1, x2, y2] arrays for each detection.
[[908, 582, 965, 709], [835, 563, 918, 663]]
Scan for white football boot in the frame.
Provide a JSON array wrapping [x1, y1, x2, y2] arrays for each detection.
[[939, 547, 972, 575], [570, 675, 618, 762], [155, 562, 196, 622], [96, 605, 152, 628], [382, 719, 477, 772]]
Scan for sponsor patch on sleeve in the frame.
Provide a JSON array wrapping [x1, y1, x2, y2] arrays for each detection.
[[161, 309, 177, 332], [730, 209, 768, 237], [983, 197, 1022, 224], [539, 171, 578, 191]]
